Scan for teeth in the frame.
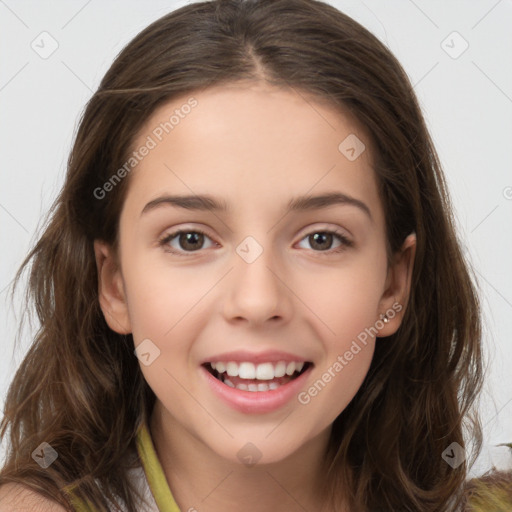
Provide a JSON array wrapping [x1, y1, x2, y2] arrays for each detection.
[[274, 361, 286, 378], [226, 362, 239, 377], [255, 363, 274, 380], [223, 377, 289, 392], [210, 360, 307, 380], [285, 362, 295, 375], [239, 362, 256, 379]]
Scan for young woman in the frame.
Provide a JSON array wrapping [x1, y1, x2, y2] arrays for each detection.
[[0, 1, 484, 511]]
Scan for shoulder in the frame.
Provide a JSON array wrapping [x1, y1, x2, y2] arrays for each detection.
[[0, 483, 68, 511]]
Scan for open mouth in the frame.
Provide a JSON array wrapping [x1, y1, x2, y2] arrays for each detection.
[[202, 361, 312, 392]]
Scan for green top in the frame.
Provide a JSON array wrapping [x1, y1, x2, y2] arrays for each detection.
[[67, 422, 181, 512]]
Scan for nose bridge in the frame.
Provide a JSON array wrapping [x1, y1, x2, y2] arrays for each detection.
[[224, 234, 290, 323]]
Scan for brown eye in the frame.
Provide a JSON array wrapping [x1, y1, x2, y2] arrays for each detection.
[[297, 230, 353, 253], [159, 229, 215, 254], [177, 232, 205, 251], [309, 232, 334, 251]]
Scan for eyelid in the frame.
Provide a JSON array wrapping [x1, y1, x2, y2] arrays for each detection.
[[296, 223, 352, 241]]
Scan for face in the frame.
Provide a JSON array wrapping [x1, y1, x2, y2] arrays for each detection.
[[95, 81, 414, 465]]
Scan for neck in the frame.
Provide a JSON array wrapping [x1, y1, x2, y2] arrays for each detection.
[[149, 402, 341, 512]]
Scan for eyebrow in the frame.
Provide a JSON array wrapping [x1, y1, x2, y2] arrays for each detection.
[[140, 192, 372, 219]]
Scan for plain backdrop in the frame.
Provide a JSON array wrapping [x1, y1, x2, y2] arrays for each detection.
[[1, 0, 511, 479]]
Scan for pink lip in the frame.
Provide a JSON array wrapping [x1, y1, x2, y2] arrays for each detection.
[[200, 364, 313, 414], [200, 350, 311, 365]]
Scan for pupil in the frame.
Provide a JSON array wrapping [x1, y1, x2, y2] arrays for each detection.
[[311, 232, 332, 250], [180, 232, 203, 251]]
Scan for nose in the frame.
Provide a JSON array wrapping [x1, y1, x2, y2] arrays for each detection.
[[222, 240, 293, 327]]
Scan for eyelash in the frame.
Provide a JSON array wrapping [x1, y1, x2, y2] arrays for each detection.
[[158, 227, 353, 257]]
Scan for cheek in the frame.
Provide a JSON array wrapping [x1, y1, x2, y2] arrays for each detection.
[[292, 254, 384, 416], [298, 252, 387, 339], [297, 343, 374, 432], [294, 266, 382, 420], [122, 258, 210, 408], [121, 254, 218, 406], [122, 250, 212, 342]]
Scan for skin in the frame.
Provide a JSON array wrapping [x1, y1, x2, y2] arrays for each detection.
[[94, 81, 416, 512]]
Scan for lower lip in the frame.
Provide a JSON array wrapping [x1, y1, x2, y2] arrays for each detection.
[[200, 365, 313, 414]]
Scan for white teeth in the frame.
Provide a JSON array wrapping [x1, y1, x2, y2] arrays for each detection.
[[285, 362, 296, 376], [239, 362, 256, 379], [226, 362, 238, 377], [210, 360, 307, 380], [222, 377, 285, 392], [224, 378, 281, 392], [274, 361, 287, 378], [255, 362, 274, 380]]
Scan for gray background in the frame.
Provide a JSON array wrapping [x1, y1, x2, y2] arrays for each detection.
[[1, 0, 511, 478]]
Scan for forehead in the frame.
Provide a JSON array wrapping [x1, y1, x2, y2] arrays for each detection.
[[122, 81, 382, 223]]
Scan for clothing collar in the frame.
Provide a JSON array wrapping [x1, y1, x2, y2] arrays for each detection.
[[136, 421, 182, 512]]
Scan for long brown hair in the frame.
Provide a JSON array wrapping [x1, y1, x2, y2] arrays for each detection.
[[0, 1, 484, 510]]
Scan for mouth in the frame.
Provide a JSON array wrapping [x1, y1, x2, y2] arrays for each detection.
[[202, 360, 313, 392]]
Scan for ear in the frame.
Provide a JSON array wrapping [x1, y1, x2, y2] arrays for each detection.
[[93, 240, 132, 334], [376, 233, 416, 337]]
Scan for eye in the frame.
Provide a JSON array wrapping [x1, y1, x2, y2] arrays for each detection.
[[158, 227, 353, 256], [158, 228, 216, 255], [296, 229, 353, 253]]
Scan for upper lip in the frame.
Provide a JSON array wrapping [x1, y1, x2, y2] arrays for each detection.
[[201, 350, 312, 365]]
